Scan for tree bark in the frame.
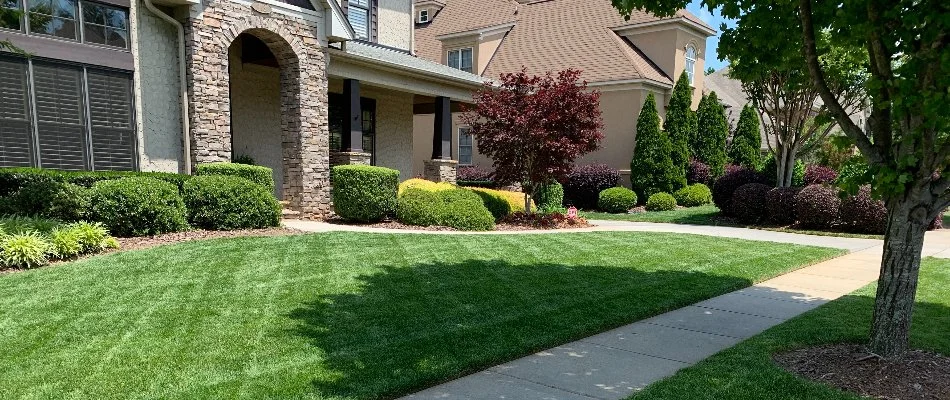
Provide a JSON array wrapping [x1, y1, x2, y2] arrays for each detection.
[[869, 197, 930, 358]]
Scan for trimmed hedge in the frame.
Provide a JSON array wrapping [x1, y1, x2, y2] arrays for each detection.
[[467, 189, 512, 220], [645, 192, 677, 211], [564, 164, 620, 209], [674, 183, 712, 207], [467, 187, 533, 214], [534, 181, 564, 209], [765, 187, 801, 225], [795, 184, 841, 229], [90, 177, 188, 237], [456, 165, 497, 188], [398, 178, 455, 195], [4, 180, 90, 221], [397, 189, 444, 227], [183, 175, 281, 230], [0, 167, 191, 196], [598, 187, 638, 213], [195, 162, 275, 191], [731, 183, 771, 224], [396, 188, 495, 231], [331, 165, 399, 222], [840, 185, 886, 234], [712, 167, 766, 216]]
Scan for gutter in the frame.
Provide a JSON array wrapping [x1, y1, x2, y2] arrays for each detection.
[[142, 0, 192, 174]]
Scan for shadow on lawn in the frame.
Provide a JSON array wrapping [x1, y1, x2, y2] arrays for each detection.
[[287, 259, 760, 399]]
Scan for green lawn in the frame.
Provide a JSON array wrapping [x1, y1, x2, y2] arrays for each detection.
[[583, 205, 882, 240], [632, 257, 950, 399], [0, 232, 841, 399]]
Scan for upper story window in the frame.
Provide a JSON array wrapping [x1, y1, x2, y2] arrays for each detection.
[[685, 44, 697, 85], [348, 0, 371, 40], [447, 47, 473, 73], [0, 0, 129, 49], [418, 9, 428, 23]]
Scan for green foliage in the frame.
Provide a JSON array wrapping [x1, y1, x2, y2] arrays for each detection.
[[397, 189, 444, 227], [534, 181, 564, 209], [396, 188, 495, 230], [728, 104, 762, 169], [49, 227, 83, 260], [91, 178, 188, 237], [665, 72, 694, 183], [0, 215, 61, 235], [695, 92, 729, 177], [0, 167, 192, 197], [182, 175, 281, 230], [195, 162, 275, 191], [331, 165, 399, 222], [232, 154, 256, 165], [68, 221, 112, 254], [645, 192, 677, 211], [9, 181, 90, 222], [674, 183, 713, 207], [630, 94, 684, 200], [597, 187, 638, 213], [762, 154, 805, 187], [468, 189, 513, 220], [0, 231, 49, 269], [836, 156, 872, 194]]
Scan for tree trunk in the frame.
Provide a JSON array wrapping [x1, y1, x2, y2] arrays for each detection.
[[869, 197, 930, 358], [775, 145, 797, 188]]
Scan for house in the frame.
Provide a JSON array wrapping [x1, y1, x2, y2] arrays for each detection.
[[0, 0, 484, 218], [412, 0, 715, 186]]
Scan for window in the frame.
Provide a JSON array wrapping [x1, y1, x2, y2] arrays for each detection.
[[0, 55, 136, 170], [29, 0, 79, 40], [0, 0, 23, 31], [347, 0, 370, 40], [458, 127, 473, 165], [418, 9, 428, 23], [447, 48, 473, 73], [685, 44, 697, 85], [82, 2, 129, 48], [328, 93, 377, 164], [0, 0, 128, 48]]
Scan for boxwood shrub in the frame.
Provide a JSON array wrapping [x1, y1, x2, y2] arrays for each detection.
[[794, 184, 841, 229], [331, 165, 398, 222], [598, 187, 638, 213], [0, 167, 191, 196], [398, 178, 455, 195], [5, 180, 90, 221], [534, 181, 564, 209], [712, 166, 766, 215], [673, 183, 712, 207], [645, 192, 677, 211], [467, 187, 533, 214], [183, 175, 280, 230], [765, 187, 801, 225], [438, 189, 495, 231], [90, 177, 188, 237], [564, 164, 620, 209], [840, 185, 886, 234], [731, 183, 771, 224], [195, 162, 275, 191], [397, 189, 444, 227], [467, 189, 512, 220]]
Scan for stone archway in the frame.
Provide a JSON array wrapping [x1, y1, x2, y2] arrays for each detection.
[[184, 10, 331, 217]]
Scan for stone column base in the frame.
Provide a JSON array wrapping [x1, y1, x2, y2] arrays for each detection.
[[424, 159, 458, 183], [330, 151, 372, 166]]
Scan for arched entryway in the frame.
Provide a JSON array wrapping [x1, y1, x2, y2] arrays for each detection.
[[229, 32, 284, 197], [185, 14, 332, 217]]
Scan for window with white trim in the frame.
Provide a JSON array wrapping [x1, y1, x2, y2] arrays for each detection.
[[458, 126, 473, 165], [347, 0, 370, 40], [447, 47, 473, 73], [418, 9, 428, 23], [685, 44, 697, 85]]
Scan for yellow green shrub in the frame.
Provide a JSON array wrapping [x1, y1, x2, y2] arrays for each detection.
[[467, 187, 535, 214], [398, 178, 455, 196]]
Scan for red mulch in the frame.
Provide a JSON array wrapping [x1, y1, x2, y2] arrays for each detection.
[[774, 344, 950, 399]]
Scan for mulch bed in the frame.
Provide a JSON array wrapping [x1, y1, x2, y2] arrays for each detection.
[[116, 227, 301, 251], [774, 344, 950, 399]]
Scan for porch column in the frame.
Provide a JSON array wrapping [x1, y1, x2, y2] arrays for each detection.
[[331, 79, 371, 166], [424, 96, 458, 183]]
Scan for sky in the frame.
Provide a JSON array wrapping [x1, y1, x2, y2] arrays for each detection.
[[685, 0, 736, 72]]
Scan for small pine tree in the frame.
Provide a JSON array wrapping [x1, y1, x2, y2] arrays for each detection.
[[695, 91, 729, 177], [630, 94, 684, 200], [728, 104, 762, 169], [664, 71, 693, 185]]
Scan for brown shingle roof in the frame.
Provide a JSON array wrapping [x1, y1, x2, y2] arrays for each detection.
[[414, 0, 709, 85]]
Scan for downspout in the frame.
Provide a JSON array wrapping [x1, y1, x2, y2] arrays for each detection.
[[143, 0, 192, 174]]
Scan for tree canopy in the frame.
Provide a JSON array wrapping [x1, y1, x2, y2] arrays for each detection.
[[630, 93, 682, 199], [728, 104, 762, 169], [694, 92, 728, 177]]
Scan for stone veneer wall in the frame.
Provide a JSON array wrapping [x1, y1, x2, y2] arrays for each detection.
[[133, 0, 184, 173], [184, 1, 331, 216]]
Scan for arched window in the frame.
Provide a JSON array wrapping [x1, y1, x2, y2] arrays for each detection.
[[685, 44, 697, 85]]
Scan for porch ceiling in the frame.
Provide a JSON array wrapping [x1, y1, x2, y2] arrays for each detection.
[[327, 41, 484, 103]]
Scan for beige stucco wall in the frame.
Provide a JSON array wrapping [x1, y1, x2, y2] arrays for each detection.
[[229, 59, 284, 196], [363, 86, 415, 181], [377, 0, 413, 50], [412, 113, 491, 177], [133, 1, 183, 173], [624, 27, 707, 108], [476, 31, 505, 76]]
